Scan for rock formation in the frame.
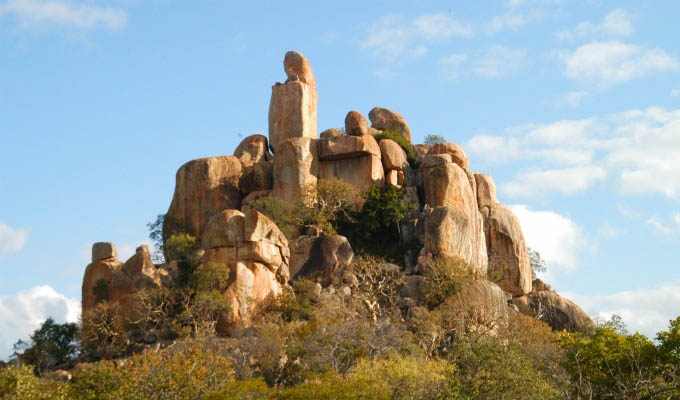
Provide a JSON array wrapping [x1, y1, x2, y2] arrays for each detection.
[[269, 51, 318, 153], [81, 50, 591, 339]]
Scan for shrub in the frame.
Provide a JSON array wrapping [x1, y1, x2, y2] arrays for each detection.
[[164, 233, 198, 286], [421, 256, 470, 309], [373, 130, 418, 168], [0, 365, 69, 399], [80, 302, 128, 360], [424, 134, 446, 146], [250, 195, 301, 240], [350, 255, 405, 319], [301, 179, 361, 234]]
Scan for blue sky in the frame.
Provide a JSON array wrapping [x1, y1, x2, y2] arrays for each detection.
[[1, 0, 679, 358]]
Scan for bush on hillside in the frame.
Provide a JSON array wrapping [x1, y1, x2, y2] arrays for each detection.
[[11, 318, 80, 374], [424, 134, 446, 146], [373, 130, 418, 168]]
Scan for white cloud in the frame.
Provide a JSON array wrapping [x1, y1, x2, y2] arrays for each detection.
[[0, 0, 126, 31], [502, 166, 606, 198], [0, 221, 30, 257], [466, 107, 680, 199], [556, 9, 633, 41], [558, 90, 588, 107], [674, 213, 680, 226], [563, 282, 680, 338], [440, 46, 526, 80], [0, 285, 80, 360], [486, 12, 537, 34], [645, 218, 673, 235], [361, 13, 472, 61], [561, 41, 679, 86], [510, 204, 587, 274]]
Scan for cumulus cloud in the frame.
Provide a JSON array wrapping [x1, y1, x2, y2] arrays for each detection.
[[560, 41, 679, 86], [440, 46, 526, 80], [0, 221, 30, 257], [563, 282, 680, 338], [466, 107, 680, 199], [502, 166, 606, 198], [0, 0, 126, 31], [556, 9, 633, 41], [0, 285, 80, 360], [509, 204, 587, 274], [645, 217, 673, 235], [361, 13, 472, 61]]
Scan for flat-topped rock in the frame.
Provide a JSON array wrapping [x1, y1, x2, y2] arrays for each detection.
[[92, 242, 117, 262], [269, 81, 318, 154], [318, 134, 380, 161]]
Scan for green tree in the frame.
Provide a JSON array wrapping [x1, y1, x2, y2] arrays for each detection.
[[424, 134, 446, 146], [12, 318, 79, 374], [146, 214, 165, 263]]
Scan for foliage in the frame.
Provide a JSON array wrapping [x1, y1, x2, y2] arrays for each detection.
[[164, 233, 198, 286], [146, 213, 165, 263], [11, 318, 79, 375], [300, 179, 362, 234], [80, 302, 128, 360], [529, 248, 546, 280], [350, 255, 405, 320], [250, 195, 301, 240], [373, 130, 418, 167], [68, 343, 234, 400], [0, 365, 69, 399], [424, 134, 446, 146], [421, 256, 470, 309], [180, 262, 231, 336], [558, 315, 680, 399], [341, 185, 414, 260]]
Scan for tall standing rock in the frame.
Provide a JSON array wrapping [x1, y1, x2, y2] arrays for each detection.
[[163, 156, 242, 247], [486, 204, 532, 296], [422, 160, 488, 276], [269, 51, 318, 154], [272, 137, 318, 203]]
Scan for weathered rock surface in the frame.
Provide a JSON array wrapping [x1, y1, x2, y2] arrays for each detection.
[[284, 50, 315, 87], [318, 155, 384, 193], [200, 209, 290, 331], [474, 173, 497, 211], [379, 139, 407, 171], [485, 204, 532, 296], [512, 291, 593, 332], [234, 134, 271, 166], [414, 144, 430, 164], [368, 107, 411, 143], [320, 128, 342, 139], [532, 279, 552, 292], [344, 111, 369, 136], [239, 160, 273, 195], [92, 242, 117, 262], [272, 137, 318, 203], [291, 234, 354, 286], [423, 161, 487, 275], [163, 156, 242, 247], [428, 143, 469, 169], [421, 154, 451, 169], [268, 81, 318, 153], [318, 134, 380, 161], [449, 280, 509, 334], [122, 245, 163, 287]]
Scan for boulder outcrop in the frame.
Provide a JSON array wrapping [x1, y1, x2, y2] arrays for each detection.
[[379, 139, 407, 171], [290, 234, 354, 286], [485, 204, 532, 296], [474, 173, 497, 212], [344, 111, 369, 136], [512, 291, 593, 332], [318, 134, 380, 161], [448, 280, 509, 334], [368, 107, 411, 143], [318, 155, 384, 193], [200, 209, 290, 331], [269, 52, 318, 153], [234, 134, 271, 166], [163, 156, 242, 247], [427, 143, 469, 169]]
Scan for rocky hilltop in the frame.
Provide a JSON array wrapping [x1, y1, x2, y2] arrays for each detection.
[[81, 51, 591, 338]]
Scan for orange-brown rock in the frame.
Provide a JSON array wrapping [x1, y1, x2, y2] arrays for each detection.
[[320, 128, 342, 139], [423, 161, 487, 276], [122, 245, 162, 287], [486, 204, 532, 296], [450, 280, 509, 335], [344, 111, 369, 136], [512, 291, 593, 332], [474, 173, 497, 211], [291, 234, 353, 286], [319, 155, 384, 193], [379, 139, 407, 171], [272, 137, 318, 203], [284, 50, 315, 87], [92, 242, 117, 261], [269, 80, 317, 153], [533, 278, 552, 292], [414, 144, 430, 164], [200, 210, 290, 331], [318, 134, 380, 161], [163, 156, 242, 247], [82, 256, 125, 313], [385, 170, 400, 187], [234, 134, 271, 166], [368, 107, 411, 143], [240, 189, 271, 213], [239, 160, 273, 195], [421, 154, 451, 169], [428, 143, 469, 169]]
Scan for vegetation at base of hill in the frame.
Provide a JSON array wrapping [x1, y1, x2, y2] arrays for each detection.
[[373, 130, 418, 168]]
